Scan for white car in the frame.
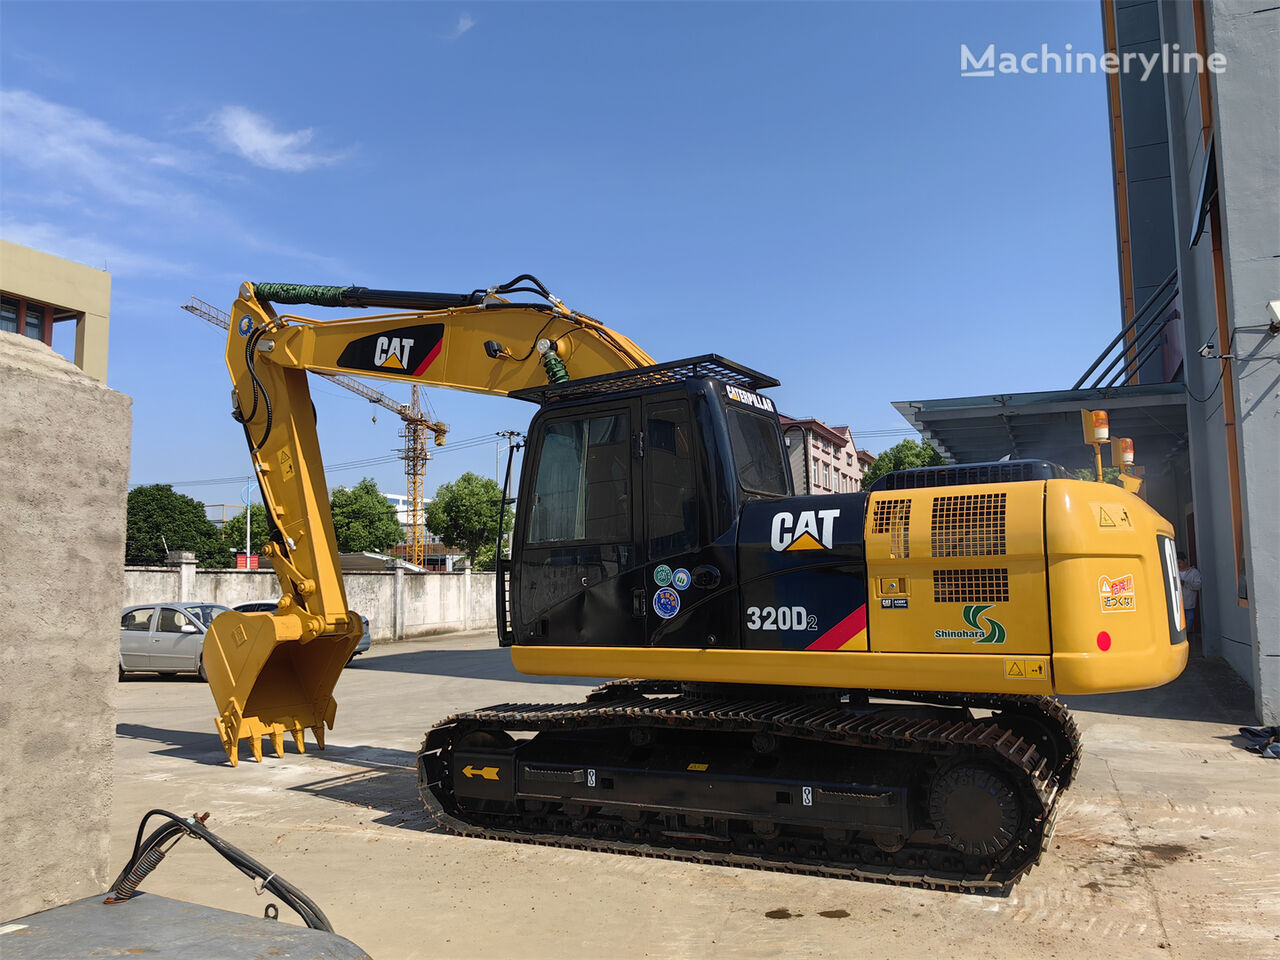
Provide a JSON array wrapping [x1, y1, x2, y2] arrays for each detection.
[[118, 603, 231, 681]]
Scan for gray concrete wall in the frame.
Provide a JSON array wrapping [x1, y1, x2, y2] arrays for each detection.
[[1157, 0, 1280, 721], [122, 568, 497, 642], [1205, 0, 1280, 722], [0, 335, 131, 919]]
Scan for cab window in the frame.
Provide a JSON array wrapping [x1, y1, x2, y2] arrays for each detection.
[[727, 408, 788, 496], [646, 399, 698, 557], [528, 412, 630, 544]]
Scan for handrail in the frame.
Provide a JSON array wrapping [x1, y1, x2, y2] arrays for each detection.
[[1074, 271, 1178, 389]]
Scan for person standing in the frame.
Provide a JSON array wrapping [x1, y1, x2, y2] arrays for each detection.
[[1177, 553, 1202, 637]]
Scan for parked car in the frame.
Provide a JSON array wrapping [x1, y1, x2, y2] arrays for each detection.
[[231, 602, 371, 662], [118, 603, 231, 681]]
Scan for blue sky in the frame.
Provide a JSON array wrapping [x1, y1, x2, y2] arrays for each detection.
[[1, 1, 1123, 513]]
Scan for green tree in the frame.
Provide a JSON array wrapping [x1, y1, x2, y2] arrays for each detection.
[[425, 472, 512, 568], [1072, 466, 1123, 486], [221, 503, 270, 556], [125, 484, 228, 568], [861, 438, 946, 487], [330, 478, 403, 553]]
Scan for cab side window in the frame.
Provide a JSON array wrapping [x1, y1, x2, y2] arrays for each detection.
[[528, 412, 630, 544], [646, 400, 698, 558]]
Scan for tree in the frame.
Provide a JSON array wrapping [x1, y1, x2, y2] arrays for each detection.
[[125, 484, 228, 568], [425, 472, 512, 568], [330, 478, 403, 553], [221, 503, 270, 557], [861, 438, 946, 487], [1072, 466, 1123, 486]]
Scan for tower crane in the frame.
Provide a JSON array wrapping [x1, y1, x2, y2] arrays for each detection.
[[182, 297, 447, 565]]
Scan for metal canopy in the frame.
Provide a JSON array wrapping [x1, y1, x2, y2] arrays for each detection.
[[892, 383, 1188, 472]]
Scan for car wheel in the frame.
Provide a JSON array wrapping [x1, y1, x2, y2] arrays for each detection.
[[197, 654, 207, 683], [119, 662, 126, 681]]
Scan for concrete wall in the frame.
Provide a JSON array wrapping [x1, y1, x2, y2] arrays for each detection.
[[1156, 0, 1280, 721], [123, 568, 498, 642], [0, 335, 131, 919]]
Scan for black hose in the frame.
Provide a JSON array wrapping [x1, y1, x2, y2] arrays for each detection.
[[108, 810, 334, 932]]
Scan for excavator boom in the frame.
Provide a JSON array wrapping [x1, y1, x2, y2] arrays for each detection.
[[204, 277, 653, 764]]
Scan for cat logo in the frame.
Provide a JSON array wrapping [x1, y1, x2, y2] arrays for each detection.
[[374, 336, 415, 370], [770, 509, 840, 552]]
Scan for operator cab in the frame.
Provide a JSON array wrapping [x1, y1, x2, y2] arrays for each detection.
[[503, 355, 792, 651]]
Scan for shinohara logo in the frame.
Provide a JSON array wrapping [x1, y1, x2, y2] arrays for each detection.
[[935, 604, 1007, 645], [960, 43, 1226, 80]]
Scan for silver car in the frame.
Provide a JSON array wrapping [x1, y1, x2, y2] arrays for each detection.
[[231, 601, 371, 663], [118, 603, 231, 681]]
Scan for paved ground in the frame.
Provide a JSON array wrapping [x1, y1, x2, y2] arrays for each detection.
[[111, 633, 1280, 959]]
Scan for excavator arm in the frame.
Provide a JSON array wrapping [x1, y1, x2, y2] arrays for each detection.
[[204, 277, 654, 764]]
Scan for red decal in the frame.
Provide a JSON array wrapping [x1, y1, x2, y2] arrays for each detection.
[[1097, 631, 1112, 652], [807, 605, 867, 651], [412, 339, 443, 377]]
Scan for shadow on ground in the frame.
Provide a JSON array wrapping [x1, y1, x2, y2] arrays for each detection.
[[355, 645, 605, 686], [1061, 651, 1257, 724]]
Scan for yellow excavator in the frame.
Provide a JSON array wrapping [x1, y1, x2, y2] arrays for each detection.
[[204, 275, 1188, 891]]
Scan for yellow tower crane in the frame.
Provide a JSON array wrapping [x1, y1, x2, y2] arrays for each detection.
[[182, 297, 446, 564]]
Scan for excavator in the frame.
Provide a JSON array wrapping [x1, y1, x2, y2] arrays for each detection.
[[203, 275, 1188, 891]]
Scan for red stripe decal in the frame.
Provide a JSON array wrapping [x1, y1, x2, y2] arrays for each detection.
[[413, 339, 443, 377], [806, 604, 867, 651]]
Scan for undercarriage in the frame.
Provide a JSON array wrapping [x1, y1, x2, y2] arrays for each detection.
[[418, 682, 1079, 892]]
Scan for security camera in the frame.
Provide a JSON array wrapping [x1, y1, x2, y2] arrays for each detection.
[[1198, 341, 1215, 358]]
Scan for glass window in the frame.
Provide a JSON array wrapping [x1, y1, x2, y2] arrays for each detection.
[[727, 408, 788, 496], [0, 297, 18, 334], [184, 603, 230, 625], [121, 608, 153, 631], [24, 303, 44, 340], [528, 412, 630, 543], [157, 607, 194, 632], [646, 400, 697, 557]]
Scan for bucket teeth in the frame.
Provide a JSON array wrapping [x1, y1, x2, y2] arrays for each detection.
[[270, 728, 285, 758], [311, 725, 326, 750], [291, 726, 307, 754]]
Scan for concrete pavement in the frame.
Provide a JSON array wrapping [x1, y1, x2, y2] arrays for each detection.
[[110, 634, 1280, 959]]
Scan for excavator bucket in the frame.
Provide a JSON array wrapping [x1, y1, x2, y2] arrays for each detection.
[[202, 610, 361, 766]]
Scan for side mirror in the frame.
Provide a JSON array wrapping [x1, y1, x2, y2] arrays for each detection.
[[180, 623, 199, 633]]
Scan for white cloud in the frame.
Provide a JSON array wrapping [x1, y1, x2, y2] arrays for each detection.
[[0, 90, 191, 210], [1, 220, 191, 277], [449, 13, 476, 40], [208, 106, 339, 172]]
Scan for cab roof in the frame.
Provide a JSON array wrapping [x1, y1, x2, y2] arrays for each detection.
[[509, 354, 779, 405]]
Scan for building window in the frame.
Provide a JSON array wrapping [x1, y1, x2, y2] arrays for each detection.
[[847, 453, 853, 466], [24, 302, 44, 340], [0, 297, 18, 334], [822, 463, 830, 489]]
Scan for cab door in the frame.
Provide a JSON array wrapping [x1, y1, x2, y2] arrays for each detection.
[[516, 401, 647, 647]]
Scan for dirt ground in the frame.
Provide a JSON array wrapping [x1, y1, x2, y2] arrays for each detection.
[[109, 633, 1280, 959]]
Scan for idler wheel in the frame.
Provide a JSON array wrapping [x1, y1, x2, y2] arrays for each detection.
[[928, 762, 1021, 857]]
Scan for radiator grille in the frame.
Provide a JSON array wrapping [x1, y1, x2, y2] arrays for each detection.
[[871, 498, 911, 558], [933, 568, 1010, 603], [931, 493, 1007, 557]]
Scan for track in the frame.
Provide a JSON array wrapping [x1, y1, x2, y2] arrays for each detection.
[[417, 683, 1081, 893]]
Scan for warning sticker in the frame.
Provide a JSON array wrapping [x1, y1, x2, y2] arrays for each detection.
[[1098, 573, 1137, 612], [1005, 658, 1047, 680], [1092, 502, 1132, 529], [278, 448, 295, 480]]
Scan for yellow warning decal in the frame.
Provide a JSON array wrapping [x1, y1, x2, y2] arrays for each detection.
[[687, 762, 709, 772], [1005, 658, 1047, 680], [1091, 502, 1132, 529], [461, 764, 500, 780], [278, 448, 295, 480]]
